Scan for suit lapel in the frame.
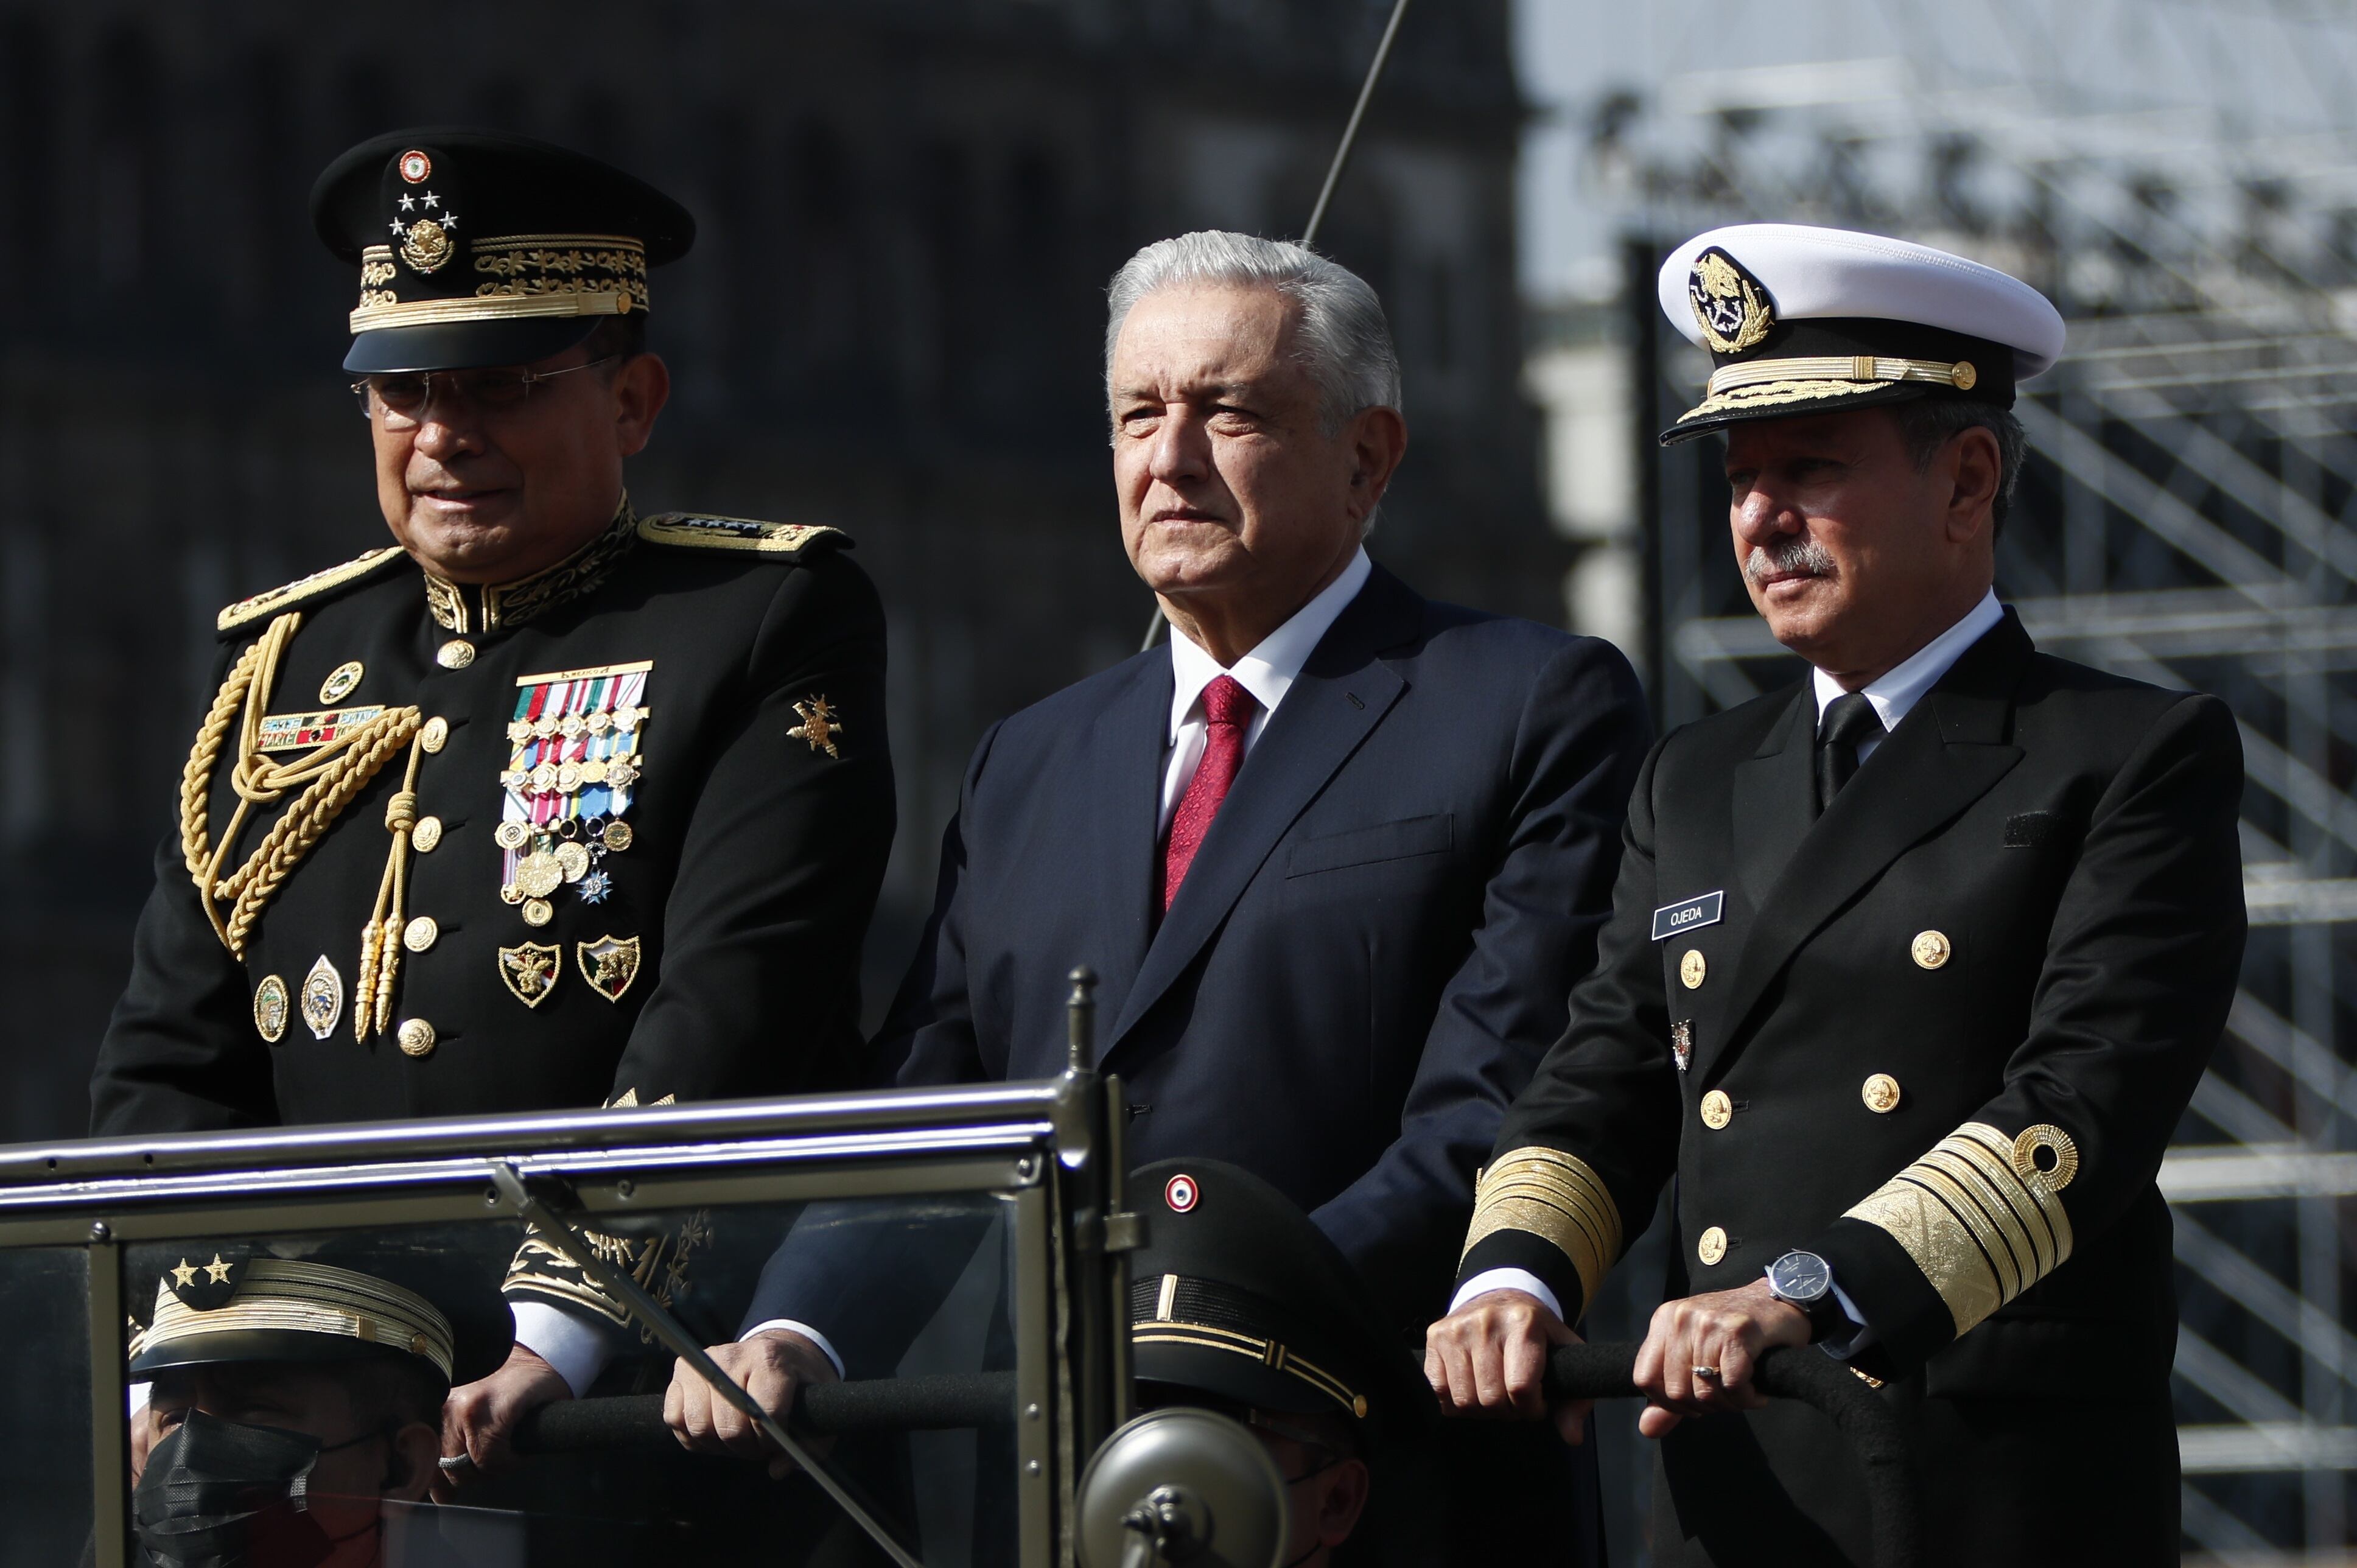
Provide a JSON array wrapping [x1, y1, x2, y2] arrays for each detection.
[[1104, 568, 1418, 1054], [1082, 654, 1174, 1035], [1729, 685, 1815, 909], [1701, 612, 2034, 1084]]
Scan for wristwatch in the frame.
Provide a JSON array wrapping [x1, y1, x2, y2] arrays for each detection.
[[1765, 1250, 1847, 1344]]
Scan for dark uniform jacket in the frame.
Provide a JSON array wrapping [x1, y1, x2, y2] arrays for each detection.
[[1457, 609, 2245, 1567], [91, 508, 894, 1133]]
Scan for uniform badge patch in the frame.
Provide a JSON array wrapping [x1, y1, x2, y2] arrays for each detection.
[[300, 955, 344, 1040], [1688, 247, 1775, 355], [498, 662, 649, 922], [1653, 891, 1724, 941], [253, 975, 290, 1043], [577, 935, 642, 1003], [257, 706, 388, 753], [789, 695, 844, 759], [318, 661, 365, 704], [499, 943, 562, 1009], [1671, 1020, 1694, 1073]]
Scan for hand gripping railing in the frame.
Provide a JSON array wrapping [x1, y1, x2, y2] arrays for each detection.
[[1543, 1342, 1922, 1568], [511, 1370, 1019, 1454]]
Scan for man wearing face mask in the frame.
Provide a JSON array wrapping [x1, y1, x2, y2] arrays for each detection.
[[127, 1255, 453, 1567]]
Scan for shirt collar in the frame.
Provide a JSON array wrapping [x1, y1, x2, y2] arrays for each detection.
[[1168, 547, 1372, 741], [1811, 588, 2003, 735]]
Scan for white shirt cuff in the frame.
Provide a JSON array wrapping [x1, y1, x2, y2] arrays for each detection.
[[1448, 1269, 1565, 1323], [741, 1318, 847, 1381], [510, 1303, 611, 1399], [1817, 1277, 1877, 1360]]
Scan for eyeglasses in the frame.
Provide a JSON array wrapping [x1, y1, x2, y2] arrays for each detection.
[[351, 355, 619, 425]]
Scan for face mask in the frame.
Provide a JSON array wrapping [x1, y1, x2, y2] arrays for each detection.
[[133, 1409, 380, 1568]]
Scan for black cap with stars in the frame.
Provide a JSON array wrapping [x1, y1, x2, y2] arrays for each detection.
[[310, 126, 696, 374], [1127, 1158, 1425, 1439]]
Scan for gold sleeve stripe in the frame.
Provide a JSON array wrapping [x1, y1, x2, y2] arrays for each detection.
[[1844, 1121, 2078, 1340], [1461, 1147, 1623, 1312]]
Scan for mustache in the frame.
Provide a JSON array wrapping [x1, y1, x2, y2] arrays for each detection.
[[1743, 537, 1836, 585]]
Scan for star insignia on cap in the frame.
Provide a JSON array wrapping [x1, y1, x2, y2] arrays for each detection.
[[789, 696, 843, 759], [170, 1259, 198, 1289], [398, 194, 415, 212], [204, 1254, 234, 1284]]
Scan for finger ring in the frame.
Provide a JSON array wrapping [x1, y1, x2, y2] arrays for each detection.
[[436, 1454, 478, 1474], [1692, 1365, 1722, 1383]]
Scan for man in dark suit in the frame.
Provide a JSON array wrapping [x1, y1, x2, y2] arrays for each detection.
[[1425, 224, 2246, 1566], [665, 231, 1648, 1560]]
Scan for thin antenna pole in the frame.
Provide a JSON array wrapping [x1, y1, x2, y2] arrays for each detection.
[[1136, 0, 1412, 657], [1301, 0, 1413, 251]]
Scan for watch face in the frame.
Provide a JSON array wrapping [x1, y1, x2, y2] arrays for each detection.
[[1771, 1251, 1832, 1301]]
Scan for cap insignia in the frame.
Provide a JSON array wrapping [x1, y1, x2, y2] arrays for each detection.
[[1164, 1173, 1199, 1213], [163, 1245, 252, 1312], [398, 149, 432, 184], [1689, 247, 1774, 356], [394, 191, 460, 276]]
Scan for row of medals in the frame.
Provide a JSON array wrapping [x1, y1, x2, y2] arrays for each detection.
[[496, 702, 645, 927]]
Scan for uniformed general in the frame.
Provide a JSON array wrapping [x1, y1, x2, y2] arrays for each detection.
[[1424, 225, 2246, 1566], [88, 126, 895, 1472]]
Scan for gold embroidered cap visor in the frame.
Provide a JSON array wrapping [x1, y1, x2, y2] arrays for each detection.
[[1654, 222, 2065, 444], [310, 126, 695, 373], [128, 1256, 458, 1392]]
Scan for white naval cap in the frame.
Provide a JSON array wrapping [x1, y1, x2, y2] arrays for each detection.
[[1653, 223, 2066, 443]]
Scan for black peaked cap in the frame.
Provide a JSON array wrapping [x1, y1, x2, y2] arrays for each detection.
[[1127, 1158, 1427, 1437], [312, 127, 695, 373]]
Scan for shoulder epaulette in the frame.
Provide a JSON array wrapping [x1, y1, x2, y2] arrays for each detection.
[[216, 546, 408, 635], [636, 512, 849, 558]]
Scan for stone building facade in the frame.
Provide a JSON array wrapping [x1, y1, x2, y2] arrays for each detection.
[[0, 0, 1555, 1139]]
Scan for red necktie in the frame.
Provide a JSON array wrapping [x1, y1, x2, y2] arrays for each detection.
[[1161, 674, 1258, 911]]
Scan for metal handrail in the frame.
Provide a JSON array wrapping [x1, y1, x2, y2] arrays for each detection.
[[1543, 1342, 1922, 1568]]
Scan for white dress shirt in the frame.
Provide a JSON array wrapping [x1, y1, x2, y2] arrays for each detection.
[[1450, 590, 2005, 1351], [1158, 547, 1373, 831], [714, 548, 1379, 1384]]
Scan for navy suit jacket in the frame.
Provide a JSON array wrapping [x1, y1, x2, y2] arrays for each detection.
[[749, 564, 1648, 1354]]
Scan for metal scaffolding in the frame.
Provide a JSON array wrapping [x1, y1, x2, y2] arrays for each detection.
[[1563, 0, 2357, 1553]]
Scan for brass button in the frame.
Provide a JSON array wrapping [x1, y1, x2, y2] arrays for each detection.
[[1911, 929, 1952, 970], [396, 1018, 436, 1058], [436, 639, 475, 670], [402, 915, 438, 953], [410, 815, 443, 853], [420, 715, 450, 752], [1862, 1073, 1902, 1114], [522, 898, 554, 928], [1700, 1089, 1734, 1130], [1680, 950, 1707, 990], [1697, 1227, 1728, 1267]]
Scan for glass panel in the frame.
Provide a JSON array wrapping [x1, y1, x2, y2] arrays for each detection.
[[0, 1248, 91, 1567], [108, 1191, 1018, 1567]]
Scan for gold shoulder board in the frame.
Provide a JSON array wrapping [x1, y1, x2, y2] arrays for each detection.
[[637, 513, 849, 556], [217, 547, 408, 634]]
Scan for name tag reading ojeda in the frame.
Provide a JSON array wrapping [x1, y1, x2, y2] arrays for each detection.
[[1652, 891, 1725, 942]]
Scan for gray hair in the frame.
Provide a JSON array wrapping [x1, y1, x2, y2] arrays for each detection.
[[1892, 398, 2028, 537], [1104, 231, 1403, 435]]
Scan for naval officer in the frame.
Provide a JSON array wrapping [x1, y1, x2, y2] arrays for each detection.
[[88, 127, 895, 1472], [1424, 225, 2245, 1565]]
